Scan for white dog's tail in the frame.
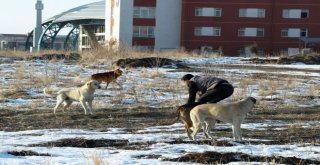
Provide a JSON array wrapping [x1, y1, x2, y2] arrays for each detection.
[[43, 88, 57, 97]]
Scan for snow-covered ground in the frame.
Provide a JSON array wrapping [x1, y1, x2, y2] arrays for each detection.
[[0, 56, 319, 164], [1, 122, 320, 165]]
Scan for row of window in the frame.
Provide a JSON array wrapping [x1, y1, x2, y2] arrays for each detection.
[[195, 27, 308, 38], [133, 7, 156, 19], [133, 26, 155, 38], [132, 26, 308, 38], [196, 7, 309, 19], [132, 6, 310, 19]]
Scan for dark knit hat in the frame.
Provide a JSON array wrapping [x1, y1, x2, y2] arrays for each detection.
[[181, 74, 194, 81]]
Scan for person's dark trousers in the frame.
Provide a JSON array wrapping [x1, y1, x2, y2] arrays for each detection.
[[198, 83, 234, 104]]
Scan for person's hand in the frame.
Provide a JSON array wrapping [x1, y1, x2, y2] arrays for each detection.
[[181, 102, 202, 109]]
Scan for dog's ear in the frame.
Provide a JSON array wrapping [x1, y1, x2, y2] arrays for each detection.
[[178, 106, 185, 113], [87, 81, 92, 88]]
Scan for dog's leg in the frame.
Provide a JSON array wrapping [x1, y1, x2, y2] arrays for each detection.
[[204, 119, 216, 140], [232, 125, 236, 140], [87, 100, 95, 115], [232, 121, 242, 141], [184, 123, 192, 140], [105, 83, 109, 89], [191, 122, 201, 141], [203, 123, 208, 138], [190, 112, 201, 141], [80, 101, 89, 115], [62, 100, 72, 112], [54, 96, 64, 114]]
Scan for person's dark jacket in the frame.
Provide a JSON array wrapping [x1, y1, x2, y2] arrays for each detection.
[[187, 75, 228, 104]]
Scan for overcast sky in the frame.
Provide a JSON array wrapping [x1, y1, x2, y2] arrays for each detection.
[[0, 0, 101, 34]]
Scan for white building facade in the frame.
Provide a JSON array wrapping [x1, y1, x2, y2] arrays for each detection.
[[105, 0, 181, 51]]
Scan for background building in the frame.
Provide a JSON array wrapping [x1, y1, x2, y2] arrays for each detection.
[[26, 1, 105, 52], [105, 0, 181, 51], [0, 33, 66, 51], [106, 0, 320, 56], [0, 34, 27, 51]]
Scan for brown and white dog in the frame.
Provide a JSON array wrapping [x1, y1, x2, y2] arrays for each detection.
[[43, 80, 101, 115], [175, 103, 202, 139], [190, 97, 256, 141], [88, 68, 123, 89]]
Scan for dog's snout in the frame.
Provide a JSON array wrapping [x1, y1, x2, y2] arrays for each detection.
[[96, 83, 101, 89], [250, 97, 257, 104]]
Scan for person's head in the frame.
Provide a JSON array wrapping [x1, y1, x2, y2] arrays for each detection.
[[181, 74, 194, 86]]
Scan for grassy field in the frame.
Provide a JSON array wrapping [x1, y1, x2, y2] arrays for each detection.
[[0, 50, 319, 164]]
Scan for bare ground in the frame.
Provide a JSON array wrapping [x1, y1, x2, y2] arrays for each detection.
[[2, 104, 320, 164], [1, 56, 320, 164]]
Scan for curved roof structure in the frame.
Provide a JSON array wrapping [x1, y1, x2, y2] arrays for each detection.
[[44, 1, 105, 24], [26, 0, 105, 50]]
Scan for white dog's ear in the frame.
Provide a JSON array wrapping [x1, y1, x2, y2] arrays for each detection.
[[87, 81, 92, 88]]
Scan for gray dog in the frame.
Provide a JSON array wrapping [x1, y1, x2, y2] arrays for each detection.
[[190, 97, 256, 141], [44, 80, 101, 115]]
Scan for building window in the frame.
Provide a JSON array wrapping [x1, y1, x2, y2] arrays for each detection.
[[95, 25, 105, 33], [281, 28, 308, 37], [133, 45, 154, 51], [282, 9, 309, 19], [194, 27, 221, 36], [133, 26, 155, 38], [239, 8, 265, 18], [133, 7, 156, 19], [195, 7, 222, 17], [238, 28, 264, 37]]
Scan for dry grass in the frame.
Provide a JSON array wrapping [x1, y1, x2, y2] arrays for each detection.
[[0, 50, 31, 59], [305, 84, 320, 96], [0, 84, 26, 100], [79, 47, 194, 64], [1, 48, 318, 110], [0, 49, 78, 59], [86, 152, 108, 165], [258, 80, 278, 97]]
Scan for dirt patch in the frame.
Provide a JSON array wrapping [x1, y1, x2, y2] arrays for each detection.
[[29, 138, 129, 148], [8, 150, 50, 157], [210, 64, 320, 75], [168, 139, 235, 146], [241, 57, 279, 64], [115, 57, 189, 69], [278, 53, 320, 64], [1, 90, 30, 100], [241, 53, 320, 64], [29, 138, 155, 150], [27, 53, 81, 61], [1, 106, 320, 145], [162, 151, 320, 164], [134, 154, 162, 159], [0, 107, 176, 132]]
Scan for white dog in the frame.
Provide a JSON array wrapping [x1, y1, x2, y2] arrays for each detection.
[[190, 97, 256, 141], [44, 80, 101, 115]]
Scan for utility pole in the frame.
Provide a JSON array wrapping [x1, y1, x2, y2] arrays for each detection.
[[33, 0, 43, 52]]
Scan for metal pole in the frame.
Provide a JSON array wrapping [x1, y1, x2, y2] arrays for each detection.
[[34, 0, 43, 51]]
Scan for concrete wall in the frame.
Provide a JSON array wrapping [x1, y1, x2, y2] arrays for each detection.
[[119, 0, 133, 48], [155, 0, 181, 51], [105, 0, 112, 40]]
